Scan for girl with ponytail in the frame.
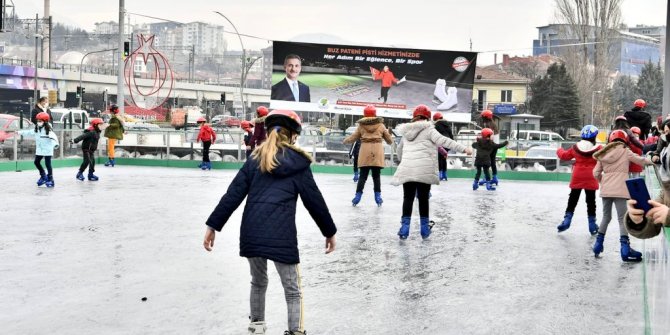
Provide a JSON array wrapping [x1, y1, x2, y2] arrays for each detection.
[[203, 110, 337, 335]]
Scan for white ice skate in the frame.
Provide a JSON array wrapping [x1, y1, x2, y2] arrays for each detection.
[[248, 321, 267, 335], [433, 79, 458, 111]]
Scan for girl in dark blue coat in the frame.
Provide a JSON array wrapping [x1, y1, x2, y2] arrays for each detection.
[[203, 110, 337, 335]]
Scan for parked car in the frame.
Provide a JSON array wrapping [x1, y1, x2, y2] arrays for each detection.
[[49, 108, 90, 130], [505, 145, 571, 171], [211, 115, 225, 124], [298, 127, 324, 147], [0, 114, 33, 143], [324, 128, 356, 151], [215, 115, 241, 128], [0, 114, 35, 160], [508, 130, 564, 151]]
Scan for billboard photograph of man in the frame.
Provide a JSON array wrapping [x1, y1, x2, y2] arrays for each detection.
[[271, 54, 311, 102]]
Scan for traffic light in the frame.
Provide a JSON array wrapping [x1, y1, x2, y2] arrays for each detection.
[[81, 87, 85, 95], [76, 86, 81, 98], [220, 93, 226, 105], [123, 41, 130, 58]]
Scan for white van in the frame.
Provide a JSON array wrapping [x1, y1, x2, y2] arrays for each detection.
[[510, 130, 564, 142], [49, 108, 90, 129]]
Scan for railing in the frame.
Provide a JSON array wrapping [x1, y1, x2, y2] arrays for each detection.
[[0, 128, 594, 173]]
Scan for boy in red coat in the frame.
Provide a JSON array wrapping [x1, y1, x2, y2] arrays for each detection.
[[196, 117, 217, 170], [629, 127, 644, 178], [556, 125, 602, 235]]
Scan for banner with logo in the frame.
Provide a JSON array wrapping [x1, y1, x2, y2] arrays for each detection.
[[271, 41, 477, 122]]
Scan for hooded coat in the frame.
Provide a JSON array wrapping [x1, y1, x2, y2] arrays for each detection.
[[593, 142, 649, 198], [556, 140, 602, 190], [205, 145, 337, 264], [343, 117, 393, 168], [624, 108, 652, 140], [73, 127, 101, 152], [104, 114, 124, 140], [392, 120, 466, 186], [472, 138, 508, 166], [19, 126, 59, 156]]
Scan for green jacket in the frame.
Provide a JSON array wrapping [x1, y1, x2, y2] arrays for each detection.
[[104, 115, 125, 140]]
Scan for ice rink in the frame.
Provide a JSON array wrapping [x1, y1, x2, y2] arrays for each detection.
[[0, 166, 647, 334]]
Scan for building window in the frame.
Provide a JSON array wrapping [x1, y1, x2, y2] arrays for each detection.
[[501, 90, 512, 102], [478, 90, 487, 110]]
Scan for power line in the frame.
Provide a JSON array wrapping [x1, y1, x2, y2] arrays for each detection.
[[477, 41, 606, 54]]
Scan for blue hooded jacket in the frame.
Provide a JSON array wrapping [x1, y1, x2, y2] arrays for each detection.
[[206, 145, 336, 264]]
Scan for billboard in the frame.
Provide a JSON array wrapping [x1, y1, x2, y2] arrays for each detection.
[[271, 41, 477, 122]]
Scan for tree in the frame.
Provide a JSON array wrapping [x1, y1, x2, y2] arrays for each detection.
[[529, 63, 581, 128], [636, 61, 664, 117], [608, 75, 636, 111]]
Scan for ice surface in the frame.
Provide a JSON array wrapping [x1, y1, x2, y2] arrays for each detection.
[[0, 167, 646, 334]]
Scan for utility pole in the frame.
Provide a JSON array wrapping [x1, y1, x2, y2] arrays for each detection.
[[117, 0, 125, 114], [33, 13, 39, 105], [44, 0, 50, 67]]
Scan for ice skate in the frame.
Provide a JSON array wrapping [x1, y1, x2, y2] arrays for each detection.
[[37, 173, 47, 186], [248, 321, 266, 335], [491, 175, 499, 186], [88, 173, 99, 181], [76, 171, 85, 181], [45, 175, 55, 188], [473, 179, 479, 190], [593, 233, 605, 257], [398, 217, 411, 239], [620, 236, 642, 262], [557, 212, 573, 232], [352, 192, 363, 206], [485, 180, 496, 191], [104, 158, 115, 167], [420, 217, 433, 239], [587, 216, 599, 235], [353, 171, 359, 182], [374, 192, 383, 206]]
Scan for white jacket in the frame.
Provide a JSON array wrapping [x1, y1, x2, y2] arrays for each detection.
[[392, 120, 466, 186]]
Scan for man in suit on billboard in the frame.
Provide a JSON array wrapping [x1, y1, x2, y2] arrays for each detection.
[[271, 54, 311, 102]]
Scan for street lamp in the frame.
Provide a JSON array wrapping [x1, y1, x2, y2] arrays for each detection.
[[33, 33, 44, 107], [79, 48, 117, 108], [591, 90, 602, 125], [213, 11, 247, 119]]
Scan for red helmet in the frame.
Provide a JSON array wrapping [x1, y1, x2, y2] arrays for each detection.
[[432, 112, 443, 121], [196, 117, 206, 123], [241, 120, 253, 130], [265, 110, 302, 133], [631, 126, 641, 135], [90, 118, 104, 126], [634, 99, 646, 108], [256, 106, 269, 117], [481, 128, 494, 138], [110, 105, 119, 114], [481, 110, 493, 119], [412, 104, 431, 120], [609, 129, 629, 143], [36, 112, 50, 122], [363, 105, 377, 118]]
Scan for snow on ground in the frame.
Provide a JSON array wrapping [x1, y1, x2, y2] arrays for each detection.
[[0, 166, 646, 334]]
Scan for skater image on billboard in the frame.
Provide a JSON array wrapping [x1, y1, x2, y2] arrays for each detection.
[[271, 41, 477, 122], [271, 54, 311, 102]]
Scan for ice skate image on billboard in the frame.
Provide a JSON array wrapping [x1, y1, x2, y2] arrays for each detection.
[[271, 41, 477, 122]]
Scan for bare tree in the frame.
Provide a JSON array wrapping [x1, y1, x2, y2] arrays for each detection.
[[553, 0, 623, 127]]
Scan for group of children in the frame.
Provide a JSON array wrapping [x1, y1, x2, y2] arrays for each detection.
[[23, 105, 125, 187], [556, 115, 653, 262]]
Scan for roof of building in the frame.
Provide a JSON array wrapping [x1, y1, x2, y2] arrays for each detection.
[[475, 66, 529, 83]]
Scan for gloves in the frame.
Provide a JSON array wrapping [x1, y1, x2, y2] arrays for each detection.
[[69, 139, 74, 144]]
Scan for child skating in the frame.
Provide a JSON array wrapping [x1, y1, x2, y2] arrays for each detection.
[[478, 110, 502, 185], [203, 110, 337, 335], [556, 125, 602, 234], [343, 105, 393, 206], [250, 106, 269, 151], [104, 105, 124, 167], [196, 117, 216, 170], [241, 120, 254, 159], [629, 126, 644, 178], [392, 105, 472, 239], [433, 112, 453, 181], [19, 112, 59, 188], [592, 130, 651, 262], [71, 118, 103, 181], [472, 128, 508, 191]]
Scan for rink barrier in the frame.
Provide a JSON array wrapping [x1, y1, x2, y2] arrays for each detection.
[[0, 157, 573, 182]]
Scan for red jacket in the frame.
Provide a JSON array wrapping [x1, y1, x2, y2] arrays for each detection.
[[556, 140, 602, 190], [629, 140, 644, 173], [197, 124, 216, 143], [374, 71, 398, 88]]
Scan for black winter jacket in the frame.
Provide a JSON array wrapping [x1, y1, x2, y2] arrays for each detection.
[[624, 108, 652, 140], [472, 138, 508, 166], [206, 145, 337, 264], [434, 120, 454, 140], [73, 128, 101, 151], [349, 139, 360, 158]]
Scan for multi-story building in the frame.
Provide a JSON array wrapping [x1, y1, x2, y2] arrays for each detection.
[[181, 22, 226, 56], [94, 21, 117, 35], [628, 25, 666, 66], [532, 24, 661, 76], [261, 46, 273, 90]]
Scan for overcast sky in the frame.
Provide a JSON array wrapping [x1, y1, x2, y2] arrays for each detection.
[[15, 0, 668, 64]]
